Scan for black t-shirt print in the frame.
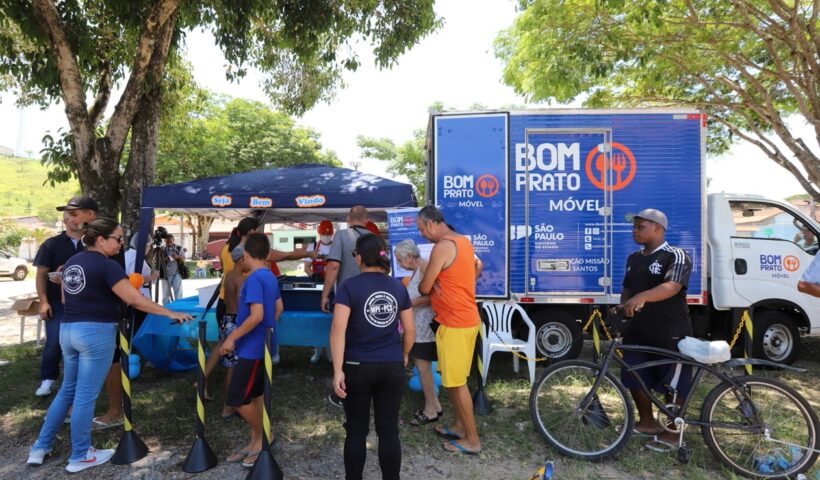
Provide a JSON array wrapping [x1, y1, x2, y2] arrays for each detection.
[[622, 242, 693, 350]]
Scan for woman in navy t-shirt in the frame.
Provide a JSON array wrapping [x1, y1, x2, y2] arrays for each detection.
[[330, 234, 415, 480], [28, 218, 191, 473]]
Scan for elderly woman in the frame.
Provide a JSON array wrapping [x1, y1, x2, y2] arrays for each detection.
[[394, 239, 442, 426]]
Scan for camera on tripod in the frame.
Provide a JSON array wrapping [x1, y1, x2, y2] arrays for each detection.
[[153, 226, 169, 246]]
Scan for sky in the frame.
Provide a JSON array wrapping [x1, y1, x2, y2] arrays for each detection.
[[0, 0, 814, 201]]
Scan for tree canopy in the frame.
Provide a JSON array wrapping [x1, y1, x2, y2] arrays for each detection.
[[495, 0, 820, 201], [0, 0, 440, 230], [357, 130, 426, 199], [156, 93, 339, 184]]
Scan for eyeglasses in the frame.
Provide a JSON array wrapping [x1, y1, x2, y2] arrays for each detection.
[[108, 235, 124, 244]]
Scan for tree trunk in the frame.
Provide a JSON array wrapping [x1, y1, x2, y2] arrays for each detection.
[[120, 12, 177, 236], [120, 89, 161, 236], [195, 215, 215, 257]]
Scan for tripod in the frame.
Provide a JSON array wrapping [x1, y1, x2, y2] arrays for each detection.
[[149, 242, 176, 305]]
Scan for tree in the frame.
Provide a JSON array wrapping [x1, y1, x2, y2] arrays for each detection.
[[357, 129, 426, 199], [155, 91, 340, 254], [1, 0, 441, 227], [495, 0, 820, 201]]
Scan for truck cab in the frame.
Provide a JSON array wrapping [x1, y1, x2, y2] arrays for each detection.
[[707, 193, 819, 364]]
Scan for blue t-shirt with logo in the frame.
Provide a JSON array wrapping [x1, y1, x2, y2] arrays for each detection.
[[62, 251, 128, 324], [335, 272, 412, 363], [236, 268, 281, 359]]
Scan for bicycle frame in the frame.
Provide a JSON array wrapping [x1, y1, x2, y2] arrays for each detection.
[[580, 338, 764, 433]]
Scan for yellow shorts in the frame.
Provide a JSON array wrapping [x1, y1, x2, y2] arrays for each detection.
[[436, 324, 479, 388]]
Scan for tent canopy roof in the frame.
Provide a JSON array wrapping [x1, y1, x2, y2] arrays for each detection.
[[141, 163, 417, 222]]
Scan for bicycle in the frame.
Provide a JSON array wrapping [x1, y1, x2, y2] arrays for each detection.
[[529, 320, 820, 479]]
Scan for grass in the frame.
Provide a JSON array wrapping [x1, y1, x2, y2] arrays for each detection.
[[2, 338, 820, 478], [0, 155, 80, 221]]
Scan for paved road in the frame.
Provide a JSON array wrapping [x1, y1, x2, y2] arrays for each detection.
[[0, 277, 220, 346]]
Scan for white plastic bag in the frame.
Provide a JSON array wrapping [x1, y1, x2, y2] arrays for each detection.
[[678, 336, 731, 364]]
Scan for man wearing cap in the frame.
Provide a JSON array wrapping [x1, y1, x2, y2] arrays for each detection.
[[617, 208, 693, 447], [31, 197, 96, 396], [305, 220, 334, 281]]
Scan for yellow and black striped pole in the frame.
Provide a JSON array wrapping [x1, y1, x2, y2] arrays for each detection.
[[247, 328, 283, 480], [591, 310, 602, 362], [472, 305, 493, 415], [112, 313, 148, 464], [183, 321, 218, 473], [742, 310, 753, 376]]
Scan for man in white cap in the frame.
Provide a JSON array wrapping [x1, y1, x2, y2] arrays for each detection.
[[616, 208, 693, 449]]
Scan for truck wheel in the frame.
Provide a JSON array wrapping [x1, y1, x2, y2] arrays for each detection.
[[752, 311, 800, 365], [12, 266, 27, 281], [533, 311, 583, 362]]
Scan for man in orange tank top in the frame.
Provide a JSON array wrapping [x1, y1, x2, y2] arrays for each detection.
[[417, 205, 482, 455]]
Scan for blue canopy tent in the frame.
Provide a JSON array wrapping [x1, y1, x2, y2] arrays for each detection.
[[131, 163, 416, 371]]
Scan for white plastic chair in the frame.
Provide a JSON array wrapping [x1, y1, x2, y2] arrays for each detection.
[[480, 301, 537, 385]]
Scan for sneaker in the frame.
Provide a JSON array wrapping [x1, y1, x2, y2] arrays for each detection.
[[27, 448, 52, 466], [65, 447, 114, 473], [35, 380, 54, 397], [272, 353, 280, 365], [327, 393, 344, 408], [309, 348, 322, 364]]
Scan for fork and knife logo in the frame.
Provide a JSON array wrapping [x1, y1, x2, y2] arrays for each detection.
[[583, 142, 637, 191]]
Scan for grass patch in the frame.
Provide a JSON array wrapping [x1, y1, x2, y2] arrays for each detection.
[[2, 339, 820, 478], [0, 155, 80, 222]]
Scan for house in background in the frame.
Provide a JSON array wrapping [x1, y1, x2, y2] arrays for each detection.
[[0, 145, 15, 156]]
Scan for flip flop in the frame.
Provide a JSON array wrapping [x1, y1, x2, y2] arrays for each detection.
[[410, 410, 440, 426], [92, 416, 123, 430], [241, 451, 262, 468], [645, 436, 677, 453], [227, 450, 251, 463], [434, 425, 463, 440], [442, 439, 480, 455]]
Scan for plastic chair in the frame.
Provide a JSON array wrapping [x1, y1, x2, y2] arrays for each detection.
[[480, 301, 537, 385]]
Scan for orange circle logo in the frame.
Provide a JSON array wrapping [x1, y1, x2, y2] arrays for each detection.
[[475, 174, 500, 198], [783, 255, 800, 272], [584, 142, 637, 191]]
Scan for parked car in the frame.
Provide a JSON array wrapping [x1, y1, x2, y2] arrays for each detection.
[[0, 249, 29, 281]]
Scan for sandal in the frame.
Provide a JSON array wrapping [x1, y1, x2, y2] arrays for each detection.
[[227, 450, 251, 463], [92, 416, 123, 430], [241, 451, 262, 468], [442, 439, 481, 455], [434, 425, 463, 440], [410, 409, 440, 426]]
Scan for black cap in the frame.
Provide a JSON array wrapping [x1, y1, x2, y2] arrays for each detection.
[[56, 196, 99, 212]]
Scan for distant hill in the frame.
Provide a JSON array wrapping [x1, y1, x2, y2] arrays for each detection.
[[0, 155, 80, 224]]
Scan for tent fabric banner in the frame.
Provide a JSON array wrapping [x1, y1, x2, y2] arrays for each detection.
[[141, 163, 416, 222]]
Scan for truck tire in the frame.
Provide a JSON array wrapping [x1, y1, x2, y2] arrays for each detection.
[[12, 266, 27, 281], [753, 311, 800, 365], [532, 310, 583, 362]]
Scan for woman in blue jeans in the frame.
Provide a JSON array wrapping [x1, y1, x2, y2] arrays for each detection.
[[27, 218, 191, 473], [330, 234, 415, 480]]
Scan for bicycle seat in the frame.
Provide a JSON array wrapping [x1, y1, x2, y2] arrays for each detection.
[[677, 337, 731, 364]]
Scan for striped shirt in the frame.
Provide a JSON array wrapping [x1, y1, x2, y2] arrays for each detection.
[[622, 241, 693, 349]]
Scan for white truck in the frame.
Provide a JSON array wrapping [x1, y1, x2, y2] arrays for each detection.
[[427, 109, 819, 364]]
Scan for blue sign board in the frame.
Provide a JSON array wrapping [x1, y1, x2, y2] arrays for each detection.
[[433, 114, 509, 298]]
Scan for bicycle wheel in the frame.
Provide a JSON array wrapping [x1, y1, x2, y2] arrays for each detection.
[[701, 375, 820, 479], [529, 360, 633, 460]]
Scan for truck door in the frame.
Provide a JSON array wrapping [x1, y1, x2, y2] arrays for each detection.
[[728, 200, 820, 321], [521, 129, 611, 295]]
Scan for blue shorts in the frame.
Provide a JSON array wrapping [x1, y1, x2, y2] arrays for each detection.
[[620, 350, 692, 398]]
